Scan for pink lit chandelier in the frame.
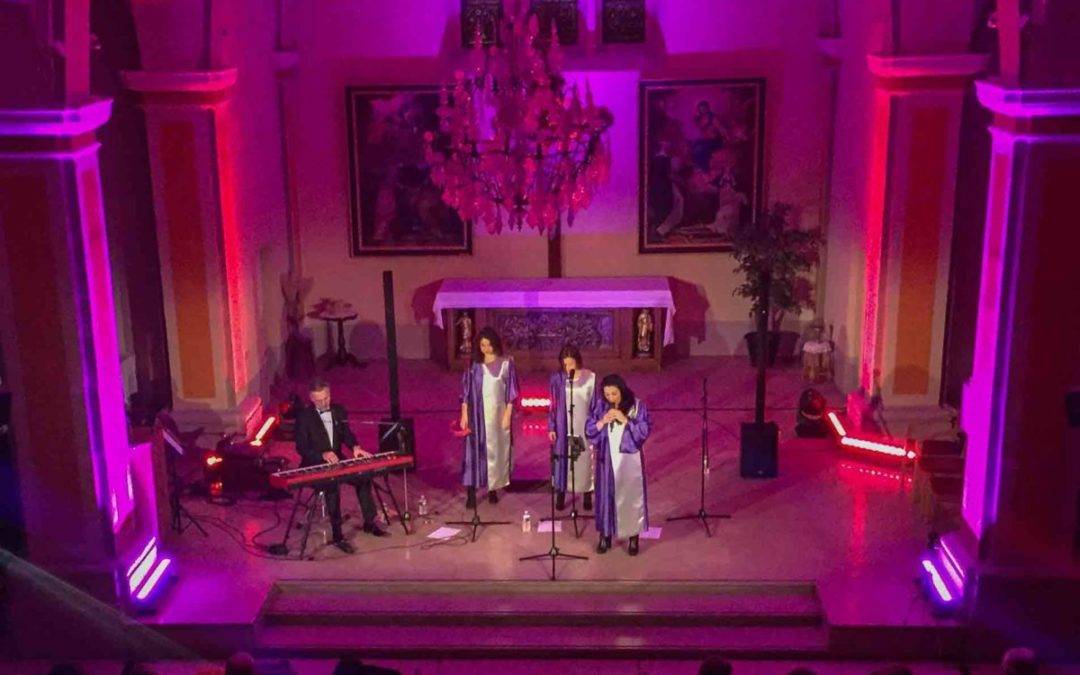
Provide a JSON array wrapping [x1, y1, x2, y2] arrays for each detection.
[[424, 1, 613, 235]]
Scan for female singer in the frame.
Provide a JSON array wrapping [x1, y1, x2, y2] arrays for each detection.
[[460, 327, 519, 508], [547, 344, 597, 511], [586, 374, 651, 556]]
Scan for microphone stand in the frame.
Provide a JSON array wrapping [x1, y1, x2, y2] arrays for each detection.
[[667, 377, 731, 536], [519, 442, 588, 580], [551, 370, 590, 538], [447, 404, 511, 542]]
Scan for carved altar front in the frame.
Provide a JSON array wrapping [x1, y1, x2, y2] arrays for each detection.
[[431, 277, 674, 372]]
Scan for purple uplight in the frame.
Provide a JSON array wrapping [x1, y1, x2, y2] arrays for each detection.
[[135, 558, 173, 602], [921, 558, 954, 604]]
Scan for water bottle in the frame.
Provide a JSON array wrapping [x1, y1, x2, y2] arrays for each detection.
[[522, 509, 532, 533], [417, 494, 429, 518]]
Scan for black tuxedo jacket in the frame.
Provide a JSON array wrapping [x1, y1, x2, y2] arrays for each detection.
[[294, 403, 359, 467]]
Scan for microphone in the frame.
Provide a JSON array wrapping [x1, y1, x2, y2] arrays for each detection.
[[568, 368, 576, 381]]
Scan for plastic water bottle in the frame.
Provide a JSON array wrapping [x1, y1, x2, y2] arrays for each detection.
[[417, 494, 429, 518], [522, 510, 532, 533]]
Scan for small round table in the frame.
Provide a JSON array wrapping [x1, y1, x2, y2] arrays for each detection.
[[802, 340, 833, 383], [316, 311, 364, 369]]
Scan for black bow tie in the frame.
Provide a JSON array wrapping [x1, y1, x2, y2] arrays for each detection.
[[318, 409, 332, 416]]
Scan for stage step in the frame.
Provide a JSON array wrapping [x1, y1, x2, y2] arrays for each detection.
[[255, 580, 827, 658]]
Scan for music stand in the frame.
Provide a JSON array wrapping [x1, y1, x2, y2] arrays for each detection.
[[519, 444, 588, 580], [667, 378, 731, 536], [161, 428, 208, 537]]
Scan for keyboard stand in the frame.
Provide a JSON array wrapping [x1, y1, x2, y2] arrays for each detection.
[[268, 486, 322, 557], [372, 472, 411, 535]]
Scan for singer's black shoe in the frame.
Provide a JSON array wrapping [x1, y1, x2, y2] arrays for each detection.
[[556, 491, 566, 511], [465, 487, 477, 510], [488, 490, 499, 504], [583, 492, 593, 510], [332, 539, 356, 554], [363, 523, 389, 537], [596, 535, 611, 554], [628, 536, 640, 556]]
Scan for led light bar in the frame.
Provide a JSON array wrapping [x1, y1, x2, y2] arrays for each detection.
[[135, 558, 173, 602]]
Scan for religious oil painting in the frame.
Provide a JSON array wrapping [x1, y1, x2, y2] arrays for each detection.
[[639, 79, 766, 253], [346, 86, 472, 256]]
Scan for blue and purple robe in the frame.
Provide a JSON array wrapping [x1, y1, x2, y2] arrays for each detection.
[[461, 357, 519, 490], [586, 398, 651, 539], [548, 370, 597, 493]]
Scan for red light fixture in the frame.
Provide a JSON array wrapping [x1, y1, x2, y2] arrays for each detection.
[[827, 411, 916, 460]]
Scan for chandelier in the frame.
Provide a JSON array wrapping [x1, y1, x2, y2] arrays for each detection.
[[424, 1, 613, 235]]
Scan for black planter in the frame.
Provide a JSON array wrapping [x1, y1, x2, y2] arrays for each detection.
[[745, 331, 780, 367], [745, 330, 801, 367]]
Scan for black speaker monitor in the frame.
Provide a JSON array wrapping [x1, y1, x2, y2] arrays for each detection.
[[740, 421, 778, 478]]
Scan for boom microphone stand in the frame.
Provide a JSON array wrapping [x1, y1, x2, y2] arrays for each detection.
[[447, 416, 511, 542], [667, 378, 731, 536], [519, 443, 588, 580]]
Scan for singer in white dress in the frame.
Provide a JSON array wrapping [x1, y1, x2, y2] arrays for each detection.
[[586, 373, 651, 556], [547, 344, 598, 511], [460, 327, 519, 508]]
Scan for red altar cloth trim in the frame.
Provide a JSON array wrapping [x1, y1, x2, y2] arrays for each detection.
[[432, 277, 676, 346]]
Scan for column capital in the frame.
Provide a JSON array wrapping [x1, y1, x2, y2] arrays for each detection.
[[976, 80, 1080, 135], [868, 53, 988, 92], [121, 69, 239, 106], [0, 99, 113, 153]]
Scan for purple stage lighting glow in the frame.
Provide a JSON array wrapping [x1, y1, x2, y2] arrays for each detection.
[[135, 558, 172, 602], [921, 558, 955, 604]]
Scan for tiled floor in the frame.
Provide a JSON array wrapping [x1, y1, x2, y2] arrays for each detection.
[[148, 357, 950, 637]]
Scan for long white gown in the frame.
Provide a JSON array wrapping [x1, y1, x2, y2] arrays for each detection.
[[482, 359, 512, 490], [564, 371, 595, 493]]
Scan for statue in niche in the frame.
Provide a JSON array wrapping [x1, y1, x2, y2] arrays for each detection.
[[635, 309, 654, 356], [456, 311, 474, 356]]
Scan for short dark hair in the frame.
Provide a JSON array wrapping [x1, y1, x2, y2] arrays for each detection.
[[600, 373, 636, 415], [473, 327, 504, 363], [309, 377, 330, 393], [558, 343, 583, 369]]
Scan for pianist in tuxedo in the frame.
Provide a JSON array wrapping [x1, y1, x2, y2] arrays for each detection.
[[295, 378, 388, 553]]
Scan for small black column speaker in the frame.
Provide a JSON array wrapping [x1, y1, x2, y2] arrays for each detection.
[[740, 421, 778, 478]]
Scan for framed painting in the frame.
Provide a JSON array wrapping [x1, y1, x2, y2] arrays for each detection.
[[346, 86, 472, 256], [639, 78, 766, 253]]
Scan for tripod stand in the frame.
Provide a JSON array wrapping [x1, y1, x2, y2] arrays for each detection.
[[667, 378, 731, 536], [164, 438, 207, 537], [447, 491, 511, 542], [520, 444, 588, 580]]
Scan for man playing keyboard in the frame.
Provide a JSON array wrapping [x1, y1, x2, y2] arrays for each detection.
[[295, 378, 389, 553]]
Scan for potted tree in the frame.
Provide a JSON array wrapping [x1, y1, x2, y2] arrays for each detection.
[[730, 203, 822, 367]]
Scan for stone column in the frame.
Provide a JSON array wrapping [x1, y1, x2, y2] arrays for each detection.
[[0, 98, 129, 617], [952, 81, 1080, 657], [849, 53, 987, 439], [122, 69, 261, 437]]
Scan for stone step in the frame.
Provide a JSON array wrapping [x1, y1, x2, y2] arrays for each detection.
[[256, 623, 830, 659], [260, 580, 823, 628]]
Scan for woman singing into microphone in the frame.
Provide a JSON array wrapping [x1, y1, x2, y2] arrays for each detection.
[[460, 327, 519, 509], [586, 374, 651, 556], [547, 344, 597, 511]]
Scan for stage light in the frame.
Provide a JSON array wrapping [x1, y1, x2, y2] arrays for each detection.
[[828, 411, 915, 460], [135, 558, 173, 602], [205, 455, 223, 467], [520, 396, 552, 411], [795, 388, 829, 437], [248, 415, 277, 447], [920, 558, 954, 604]]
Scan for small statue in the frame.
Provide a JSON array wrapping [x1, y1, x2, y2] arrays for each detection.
[[635, 309, 654, 356], [456, 312, 474, 356]]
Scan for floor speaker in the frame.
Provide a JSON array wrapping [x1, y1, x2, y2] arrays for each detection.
[[740, 421, 778, 478]]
